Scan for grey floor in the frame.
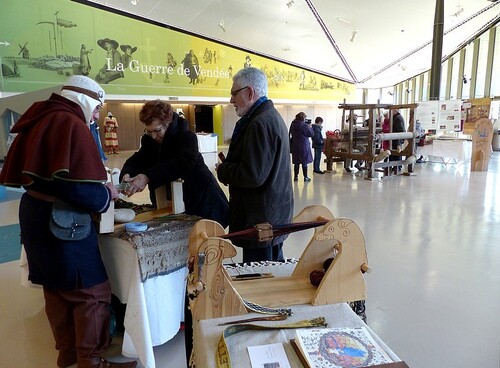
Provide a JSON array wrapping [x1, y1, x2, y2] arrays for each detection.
[[1, 150, 500, 368]]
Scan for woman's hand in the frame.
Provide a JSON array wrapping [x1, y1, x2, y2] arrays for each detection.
[[123, 174, 149, 197]]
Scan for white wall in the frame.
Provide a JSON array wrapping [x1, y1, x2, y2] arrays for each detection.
[[220, 102, 345, 144]]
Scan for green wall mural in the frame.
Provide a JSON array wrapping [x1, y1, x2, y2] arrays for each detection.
[[0, 0, 354, 101]]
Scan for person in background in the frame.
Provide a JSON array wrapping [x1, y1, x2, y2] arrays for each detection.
[[311, 116, 325, 174], [389, 109, 406, 173], [90, 119, 107, 161], [0, 75, 136, 368], [104, 112, 119, 154], [382, 111, 391, 151], [119, 99, 229, 227], [290, 111, 314, 181], [415, 120, 426, 163], [216, 66, 293, 263]]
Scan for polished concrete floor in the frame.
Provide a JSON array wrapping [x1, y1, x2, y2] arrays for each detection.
[[1, 150, 499, 368]]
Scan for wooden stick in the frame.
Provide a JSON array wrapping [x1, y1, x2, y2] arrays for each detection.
[[217, 314, 288, 326]]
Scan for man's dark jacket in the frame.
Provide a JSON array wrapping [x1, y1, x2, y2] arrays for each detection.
[[217, 99, 293, 249]]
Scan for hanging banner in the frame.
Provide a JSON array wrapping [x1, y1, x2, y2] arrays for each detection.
[[0, 0, 354, 101], [462, 97, 492, 134]]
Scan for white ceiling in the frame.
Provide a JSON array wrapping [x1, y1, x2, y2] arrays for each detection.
[[85, 0, 500, 89]]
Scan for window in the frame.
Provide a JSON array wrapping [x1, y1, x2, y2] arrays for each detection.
[[462, 44, 474, 99], [449, 54, 459, 99], [439, 61, 448, 100], [474, 32, 489, 98], [421, 72, 429, 101], [491, 26, 500, 97]]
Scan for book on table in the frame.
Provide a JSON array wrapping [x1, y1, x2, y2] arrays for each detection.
[[293, 326, 396, 368]]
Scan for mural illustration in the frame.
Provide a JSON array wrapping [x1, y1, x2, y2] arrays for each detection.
[[0, 0, 353, 100]]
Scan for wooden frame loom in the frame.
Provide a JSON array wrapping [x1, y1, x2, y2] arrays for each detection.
[[187, 205, 371, 321]]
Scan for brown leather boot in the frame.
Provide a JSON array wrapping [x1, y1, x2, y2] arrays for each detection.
[[79, 357, 137, 368], [96, 358, 138, 368], [57, 350, 77, 367]]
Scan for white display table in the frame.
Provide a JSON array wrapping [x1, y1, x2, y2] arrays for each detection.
[[193, 303, 401, 368], [418, 139, 472, 164], [196, 133, 218, 153], [193, 261, 400, 368], [99, 234, 187, 368]]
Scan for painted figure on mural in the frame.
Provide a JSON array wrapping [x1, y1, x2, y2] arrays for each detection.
[[299, 70, 306, 90], [164, 52, 177, 83], [203, 47, 212, 64], [120, 44, 137, 70], [95, 38, 124, 84], [104, 112, 119, 154], [244, 55, 252, 68], [181, 49, 200, 85], [79, 44, 93, 76]]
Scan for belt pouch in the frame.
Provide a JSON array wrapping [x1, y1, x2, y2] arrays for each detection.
[[49, 199, 91, 241]]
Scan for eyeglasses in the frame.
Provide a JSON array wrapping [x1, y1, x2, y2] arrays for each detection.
[[230, 86, 248, 97], [144, 125, 165, 136]]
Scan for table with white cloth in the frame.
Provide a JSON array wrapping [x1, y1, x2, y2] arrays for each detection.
[[194, 303, 401, 368], [196, 133, 218, 153], [418, 138, 472, 164], [98, 214, 198, 368], [193, 261, 402, 368]]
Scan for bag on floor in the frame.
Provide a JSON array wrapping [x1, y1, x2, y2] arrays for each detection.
[[49, 199, 92, 241]]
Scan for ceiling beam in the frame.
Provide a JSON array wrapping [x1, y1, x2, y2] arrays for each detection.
[[304, 0, 358, 83]]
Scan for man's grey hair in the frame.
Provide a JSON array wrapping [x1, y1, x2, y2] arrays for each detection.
[[233, 67, 268, 98]]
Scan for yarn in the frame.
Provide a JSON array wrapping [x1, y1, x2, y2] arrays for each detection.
[[309, 256, 336, 287]]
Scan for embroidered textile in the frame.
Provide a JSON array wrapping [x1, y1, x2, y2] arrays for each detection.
[[120, 214, 199, 281]]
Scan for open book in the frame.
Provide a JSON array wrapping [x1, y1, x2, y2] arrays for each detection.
[[292, 327, 394, 368]]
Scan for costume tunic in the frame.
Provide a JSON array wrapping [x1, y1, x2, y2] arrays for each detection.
[[217, 99, 294, 250], [104, 116, 119, 150], [290, 118, 313, 165], [120, 114, 229, 227], [0, 93, 112, 290]]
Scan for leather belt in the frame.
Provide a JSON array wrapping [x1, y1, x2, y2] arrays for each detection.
[[26, 190, 57, 203]]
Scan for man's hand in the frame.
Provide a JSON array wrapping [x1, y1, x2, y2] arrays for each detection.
[[105, 182, 120, 200]]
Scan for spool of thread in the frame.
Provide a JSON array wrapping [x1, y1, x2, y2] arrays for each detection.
[[125, 222, 148, 233]]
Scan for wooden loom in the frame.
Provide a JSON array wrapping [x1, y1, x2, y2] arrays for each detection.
[[187, 205, 371, 321]]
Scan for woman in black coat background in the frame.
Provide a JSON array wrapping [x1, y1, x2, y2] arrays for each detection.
[[120, 99, 229, 228], [289, 111, 314, 181]]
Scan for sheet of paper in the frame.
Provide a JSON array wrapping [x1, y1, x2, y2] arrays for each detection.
[[247, 342, 291, 368]]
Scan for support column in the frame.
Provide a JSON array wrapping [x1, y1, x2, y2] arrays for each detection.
[[429, 0, 444, 100]]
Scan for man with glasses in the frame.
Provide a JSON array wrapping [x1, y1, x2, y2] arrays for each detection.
[[216, 67, 293, 262], [119, 99, 229, 228]]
